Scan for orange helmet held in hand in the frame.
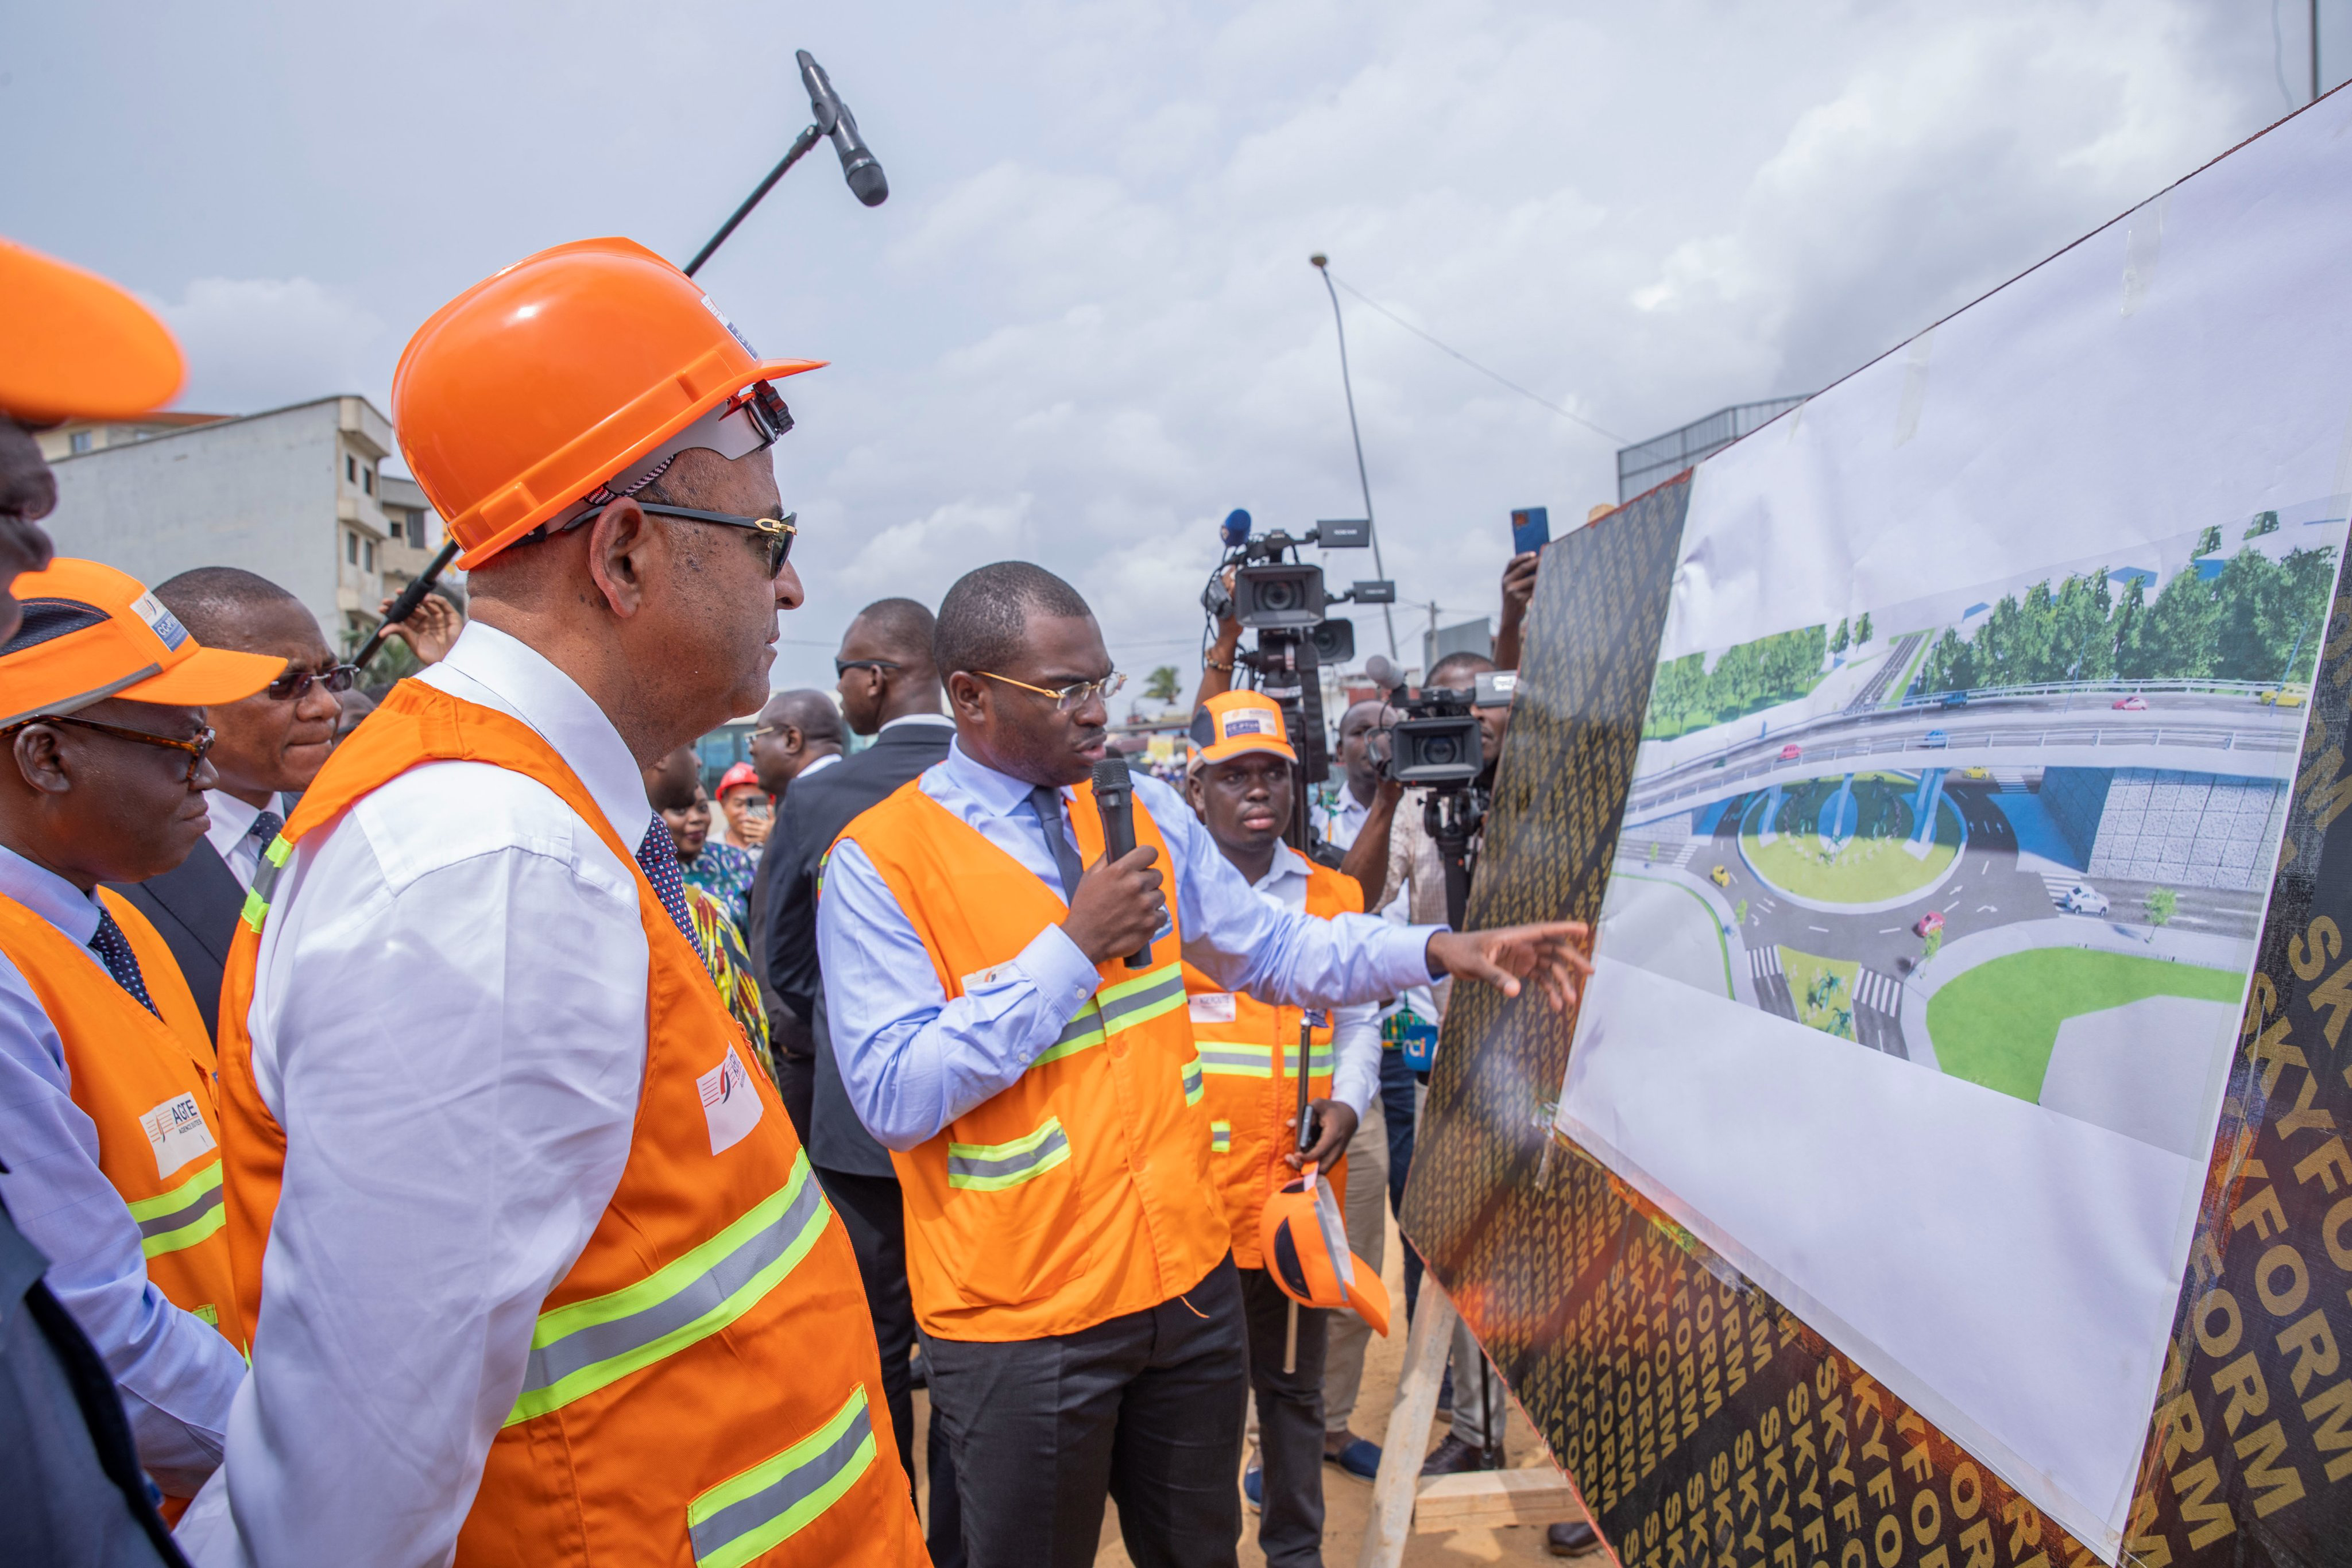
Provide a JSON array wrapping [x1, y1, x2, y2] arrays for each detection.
[[1260, 1162, 1391, 1335], [391, 237, 823, 568]]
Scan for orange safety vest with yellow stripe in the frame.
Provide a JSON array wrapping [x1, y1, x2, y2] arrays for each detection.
[[0, 888, 243, 1345], [835, 779, 1226, 1342], [1181, 858, 1361, 1270], [212, 680, 921, 1568]]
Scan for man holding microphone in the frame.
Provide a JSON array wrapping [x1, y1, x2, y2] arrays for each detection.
[[818, 560, 1591, 1568]]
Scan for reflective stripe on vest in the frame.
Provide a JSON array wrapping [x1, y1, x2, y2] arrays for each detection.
[[125, 1160, 226, 1259], [1031, 961, 1186, 1067], [687, 1385, 879, 1568], [1181, 1054, 1203, 1107], [238, 834, 292, 934], [1210, 1120, 1231, 1153], [508, 1151, 830, 1426], [1193, 1038, 1333, 1079], [946, 1117, 1071, 1191]]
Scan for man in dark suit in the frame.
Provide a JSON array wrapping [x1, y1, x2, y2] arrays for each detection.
[[107, 568, 343, 1039], [765, 596, 961, 1566], [745, 687, 845, 1140]]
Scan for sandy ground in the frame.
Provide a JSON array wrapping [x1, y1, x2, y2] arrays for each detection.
[[906, 1203, 1589, 1566]]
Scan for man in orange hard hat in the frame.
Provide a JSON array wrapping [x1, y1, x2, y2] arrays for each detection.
[[177, 238, 922, 1568], [0, 235, 222, 1566]]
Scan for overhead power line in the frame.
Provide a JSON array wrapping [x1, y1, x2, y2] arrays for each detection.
[[1325, 272, 1628, 446]]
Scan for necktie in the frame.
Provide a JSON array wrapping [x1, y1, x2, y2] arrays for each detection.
[[1027, 784, 1085, 901], [636, 823, 706, 962], [89, 908, 161, 1020], [249, 807, 285, 853]]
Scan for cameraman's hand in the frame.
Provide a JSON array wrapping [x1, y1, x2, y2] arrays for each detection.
[[1499, 552, 1539, 624], [1061, 846, 1166, 965], [1425, 921, 1595, 1012], [1286, 1098, 1357, 1172]]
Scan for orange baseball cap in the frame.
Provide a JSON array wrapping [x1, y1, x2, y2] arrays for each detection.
[[1189, 690, 1297, 765], [0, 559, 287, 727], [0, 238, 185, 425]]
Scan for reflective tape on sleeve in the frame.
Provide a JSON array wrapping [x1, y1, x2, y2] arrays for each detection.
[[124, 1159, 226, 1259], [946, 1116, 1072, 1192], [688, 1385, 878, 1568], [507, 1151, 831, 1426]]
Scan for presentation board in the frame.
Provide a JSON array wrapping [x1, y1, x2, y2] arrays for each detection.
[[1404, 85, 2352, 1568]]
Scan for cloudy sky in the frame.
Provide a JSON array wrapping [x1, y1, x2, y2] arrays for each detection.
[[4, 1, 2341, 694]]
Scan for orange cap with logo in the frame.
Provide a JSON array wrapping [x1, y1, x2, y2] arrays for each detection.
[[0, 238, 185, 425], [1189, 689, 1298, 766], [0, 559, 286, 727], [392, 237, 824, 569]]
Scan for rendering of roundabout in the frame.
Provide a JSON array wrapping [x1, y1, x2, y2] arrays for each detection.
[[1603, 764, 2258, 1153]]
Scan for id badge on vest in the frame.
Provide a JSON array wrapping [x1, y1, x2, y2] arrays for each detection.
[[698, 1046, 764, 1155], [140, 1091, 216, 1178]]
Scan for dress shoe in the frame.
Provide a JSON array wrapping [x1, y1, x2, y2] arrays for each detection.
[[1324, 1434, 1380, 1480], [1419, 1434, 1503, 1476], [1548, 1521, 1600, 1556]]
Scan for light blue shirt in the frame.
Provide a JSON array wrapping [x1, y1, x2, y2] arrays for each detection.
[[0, 842, 247, 1495], [816, 738, 1445, 1149]]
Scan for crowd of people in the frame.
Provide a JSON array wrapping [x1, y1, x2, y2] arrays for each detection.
[[0, 231, 1596, 1568]]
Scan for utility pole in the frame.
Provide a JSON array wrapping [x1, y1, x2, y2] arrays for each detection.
[[1311, 254, 1401, 663], [2316, 0, 2324, 102]]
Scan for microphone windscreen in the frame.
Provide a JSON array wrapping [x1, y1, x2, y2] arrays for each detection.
[[1091, 754, 1134, 794], [847, 160, 889, 206], [1221, 508, 1252, 546], [1364, 655, 1396, 688]]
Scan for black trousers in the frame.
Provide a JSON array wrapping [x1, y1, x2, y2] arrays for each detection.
[[815, 1167, 965, 1568], [1378, 1045, 1423, 1319], [921, 1254, 1251, 1568], [773, 1048, 817, 1148], [1237, 1266, 1331, 1568]]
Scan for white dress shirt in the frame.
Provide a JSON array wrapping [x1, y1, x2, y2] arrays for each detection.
[[0, 843, 247, 1495], [817, 738, 1442, 1151], [202, 791, 287, 888], [178, 621, 657, 1568], [1318, 780, 1434, 1028], [1238, 841, 1381, 1116]]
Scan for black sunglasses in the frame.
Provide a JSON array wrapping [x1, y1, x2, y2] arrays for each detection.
[[1, 714, 216, 785], [835, 659, 903, 679], [572, 502, 798, 578], [266, 663, 359, 702]]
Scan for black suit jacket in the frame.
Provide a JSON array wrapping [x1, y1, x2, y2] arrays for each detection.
[[106, 840, 246, 1045], [765, 721, 955, 1177]]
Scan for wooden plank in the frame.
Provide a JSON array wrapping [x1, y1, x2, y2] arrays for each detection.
[[1352, 1287, 1457, 1568], [1411, 1466, 1577, 1534]]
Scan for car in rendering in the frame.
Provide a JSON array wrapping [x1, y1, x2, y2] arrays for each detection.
[[1939, 691, 1970, 708], [1709, 865, 1731, 888], [1779, 743, 1802, 761], [2058, 883, 2111, 915], [2260, 688, 2308, 707], [1913, 910, 1945, 938], [2112, 695, 2148, 711], [1962, 765, 1990, 780], [1922, 729, 1948, 748]]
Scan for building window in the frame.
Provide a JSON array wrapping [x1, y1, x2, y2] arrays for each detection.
[[70, 430, 92, 454], [363, 540, 375, 572], [388, 515, 403, 543], [346, 454, 357, 484], [346, 531, 358, 565], [363, 466, 374, 497]]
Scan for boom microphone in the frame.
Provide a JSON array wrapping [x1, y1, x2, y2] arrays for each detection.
[[1363, 653, 1397, 692], [1221, 508, 1253, 547], [798, 51, 889, 207], [1090, 755, 1155, 970]]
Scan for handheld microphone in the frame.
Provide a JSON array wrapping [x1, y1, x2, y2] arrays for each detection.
[[798, 51, 889, 207], [1090, 755, 1155, 970]]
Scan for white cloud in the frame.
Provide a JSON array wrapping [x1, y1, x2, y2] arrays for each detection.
[[148, 277, 388, 419]]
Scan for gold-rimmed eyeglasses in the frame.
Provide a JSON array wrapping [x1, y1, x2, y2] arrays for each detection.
[[978, 671, 1127, 714], [0, 714, 216, 785]]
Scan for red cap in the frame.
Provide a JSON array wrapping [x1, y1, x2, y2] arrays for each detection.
[[717, 761, 762, 797]]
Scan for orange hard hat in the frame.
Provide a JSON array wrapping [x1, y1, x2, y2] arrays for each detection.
[[391, 237, 824, 569], [0, 559, 285, 727], [0, 238, 184, 425], [1260, 1163, 1391, 1335], [717, 761, 761, 797]]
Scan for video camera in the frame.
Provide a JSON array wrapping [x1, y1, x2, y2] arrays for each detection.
[[1200, 509, 1394, 845], [1371, 670, 1515, 929]]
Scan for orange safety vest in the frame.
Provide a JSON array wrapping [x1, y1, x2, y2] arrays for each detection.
[[1181, 858, 1361, 1270], [836, 780, 1224, 1342], [212, 680, 922, 1568], [0, 888, 242, 1344]]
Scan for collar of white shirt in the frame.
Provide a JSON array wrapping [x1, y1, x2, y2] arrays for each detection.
[[0, 840, 103, 946], [416, 621, 657, 848], [879, 712, 954, 732], [797, 752, 842, 779], [937, 735, 1057, 819], [1251, 840, 1314, 899], [202, 788, 269, 864]]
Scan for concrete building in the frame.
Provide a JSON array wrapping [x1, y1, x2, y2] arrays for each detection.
[[43, 395, 443, 650], [2041, 765, 2287, 892]]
